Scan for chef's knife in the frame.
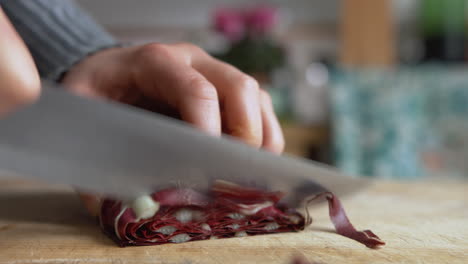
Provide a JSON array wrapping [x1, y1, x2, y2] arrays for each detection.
[[0, 81, 367, 206]]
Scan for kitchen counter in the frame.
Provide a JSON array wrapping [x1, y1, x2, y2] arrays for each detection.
[[0, 177, 466, 264]]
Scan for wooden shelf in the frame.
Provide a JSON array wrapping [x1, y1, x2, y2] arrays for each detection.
[[281, 123, 329, 158]]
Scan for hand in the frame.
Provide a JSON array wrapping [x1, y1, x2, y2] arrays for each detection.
[[0, 8, 40, 116], [61, 43, 284, 153]]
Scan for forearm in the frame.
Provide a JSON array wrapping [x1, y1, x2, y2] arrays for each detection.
[[1, 0, 117, 81]]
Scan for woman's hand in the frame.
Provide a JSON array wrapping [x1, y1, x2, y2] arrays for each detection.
[[0, 8, 40, 116], [62, 43, 284, 153], [63, 43, 285, 217]]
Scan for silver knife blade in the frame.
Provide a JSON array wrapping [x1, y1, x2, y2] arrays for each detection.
[[0, 81, 367, 205]]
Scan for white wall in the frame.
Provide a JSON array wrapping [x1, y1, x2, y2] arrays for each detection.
[[77, 0, 339, 28]]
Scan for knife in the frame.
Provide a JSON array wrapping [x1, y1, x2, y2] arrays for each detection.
[[0, 81, 367, 206]]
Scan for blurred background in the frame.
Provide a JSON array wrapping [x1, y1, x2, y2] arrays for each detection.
[[78, 0, 468, 180]]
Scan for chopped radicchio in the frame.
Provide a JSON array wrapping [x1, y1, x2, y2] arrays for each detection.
[[99, 180, 385, 248]]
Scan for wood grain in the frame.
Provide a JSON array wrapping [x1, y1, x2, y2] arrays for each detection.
[[340, 0, 396, 67], [0, 178, 467, 264]]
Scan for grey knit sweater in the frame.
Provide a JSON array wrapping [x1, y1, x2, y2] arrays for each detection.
[[1, 0, 118, 81]]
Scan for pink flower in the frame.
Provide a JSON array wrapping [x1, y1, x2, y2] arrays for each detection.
[[244, 5, 278, 35], [214, 8, 245, 42]]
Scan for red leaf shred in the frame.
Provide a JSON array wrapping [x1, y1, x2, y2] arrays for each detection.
[[99, 181, 384, 248]]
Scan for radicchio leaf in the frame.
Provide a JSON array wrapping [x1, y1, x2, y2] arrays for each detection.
[[99, 181, 385, 248], [304, 192, 385, 249]]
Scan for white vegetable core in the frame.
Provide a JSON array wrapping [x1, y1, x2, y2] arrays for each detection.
[[169, 233, 191, 243], [174, 208, 201, 223], [235, 231, 248, 237], [132, 195, 160, 220], [264, 222, 280, 231], [201, 223, 211, 231], [288, 215, 301, 224], [156, 226, 177, 235], [227, 213, 245, 220]]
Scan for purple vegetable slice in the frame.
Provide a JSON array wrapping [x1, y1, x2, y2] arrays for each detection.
[[304, 192, 385, 249], [98, 180, 385, 248]]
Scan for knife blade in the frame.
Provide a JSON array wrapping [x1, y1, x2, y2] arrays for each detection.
[[0, 81, 367, 206]]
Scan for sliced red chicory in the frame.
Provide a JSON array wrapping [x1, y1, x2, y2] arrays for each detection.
[[99, 180, 385, 248]]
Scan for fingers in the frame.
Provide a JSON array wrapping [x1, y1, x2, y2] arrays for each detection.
[[259, 90, 285, 153], [132, 44, 221, 137], [220, 75, 263, 147], [177, 71, 221, 137], [193, 57, 263, 148], [131, 43, 285, 152]]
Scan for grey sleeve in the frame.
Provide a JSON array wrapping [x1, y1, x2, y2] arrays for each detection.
[[1, 0, 118, 81]]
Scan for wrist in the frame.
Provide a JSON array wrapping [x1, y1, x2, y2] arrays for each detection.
[[58, 44, 125, 82]]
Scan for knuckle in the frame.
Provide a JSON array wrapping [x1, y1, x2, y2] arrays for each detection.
[[186, 75, 218, 101], [175, 42, 205, 55], [237, 75, 259, 94], [136, 43, 172, 59]]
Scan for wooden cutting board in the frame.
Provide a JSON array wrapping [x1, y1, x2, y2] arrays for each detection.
[[0, 177, 466, 264]]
